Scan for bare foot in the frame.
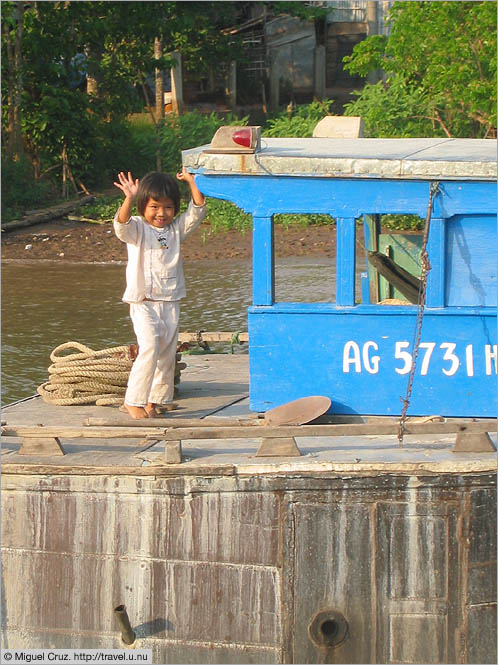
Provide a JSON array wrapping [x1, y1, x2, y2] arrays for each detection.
[[157, 402, 178, 413], [145, 403, 158, 417], [124, 404, 149, 419]]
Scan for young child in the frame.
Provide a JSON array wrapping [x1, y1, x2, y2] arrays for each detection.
[[113, 168, 206, 419]]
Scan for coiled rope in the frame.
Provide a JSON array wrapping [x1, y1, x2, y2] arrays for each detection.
[[37, 341, 134, 406]]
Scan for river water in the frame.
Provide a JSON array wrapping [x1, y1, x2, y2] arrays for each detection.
[[2, 257, 352, 405]]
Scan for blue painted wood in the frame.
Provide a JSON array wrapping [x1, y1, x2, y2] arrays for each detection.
[[445, 215, 497, 307], [362, 214, 380, 303], [434, 182, 497, 217], [193, 171, 497, 417], [196, 175, 496, 219], [426, 218, 446, 308], [361, 273, 370, 305], [248, 306, 497, 417], [336, 218, 356, 306], [252, 216, 274, 305]]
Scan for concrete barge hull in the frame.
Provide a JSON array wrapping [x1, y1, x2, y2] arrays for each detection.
[[2, 357, 496, 663], [2, 469, 496, 663]]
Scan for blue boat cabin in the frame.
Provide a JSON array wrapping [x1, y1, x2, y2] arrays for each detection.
[[183, 138, 497, 417]]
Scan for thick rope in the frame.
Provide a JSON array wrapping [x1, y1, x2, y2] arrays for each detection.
[[37, 342, 134, 406], [38, 341, 184, 406]]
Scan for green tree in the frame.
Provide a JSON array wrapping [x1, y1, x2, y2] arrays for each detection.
[[1, 1, 243, 192], [262, 99, 334, 138], [343, 1, 497, 138], [2, 0, 328, 206], [102, 2, 242, 169], [2, 1, 24, 160]]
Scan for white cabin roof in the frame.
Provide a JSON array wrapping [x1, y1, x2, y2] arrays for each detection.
[[182, 138, 497, 181]]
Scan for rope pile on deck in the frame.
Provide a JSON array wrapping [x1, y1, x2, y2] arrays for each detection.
[[35, 335, 242, 407], [37, 341, 135, 406]]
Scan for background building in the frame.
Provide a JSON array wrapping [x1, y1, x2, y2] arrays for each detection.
[[216, 1, 393, 113]]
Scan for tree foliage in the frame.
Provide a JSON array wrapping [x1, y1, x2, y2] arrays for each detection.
[[343, 1, 497, 138], [1, 1, 242, 191], [2, 0, 324, 200], [262, 100, 334, 138]]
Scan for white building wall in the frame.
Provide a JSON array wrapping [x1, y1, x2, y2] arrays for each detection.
[[312, 1, 393, 35], [325, 0, 367, 23]]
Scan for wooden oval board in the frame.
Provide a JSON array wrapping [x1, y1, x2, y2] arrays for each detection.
[[264, 396, 331, 426]]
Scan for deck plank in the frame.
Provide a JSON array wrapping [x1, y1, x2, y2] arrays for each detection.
[[2, 354, 496, 474]]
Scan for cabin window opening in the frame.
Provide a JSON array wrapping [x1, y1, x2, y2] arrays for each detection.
[[272, 213, 336, 303], [362, 214, 425, 305]]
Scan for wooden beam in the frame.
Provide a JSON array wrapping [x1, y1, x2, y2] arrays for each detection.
[[2, 426, 167, 439], [5, 419, 495, 444], [160, 419, 497, 441], [84, 416, 258, 428]]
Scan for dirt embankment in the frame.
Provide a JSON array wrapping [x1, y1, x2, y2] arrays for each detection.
[[2, 217, 339, 263]]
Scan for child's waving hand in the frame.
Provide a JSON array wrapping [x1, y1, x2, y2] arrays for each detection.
[[176, 166, 205, 206], [176, 166, 194, 184], [114, 171, 140, 199]]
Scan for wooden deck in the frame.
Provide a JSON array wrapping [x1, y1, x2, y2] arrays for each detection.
[[2, 354, 496, 476]]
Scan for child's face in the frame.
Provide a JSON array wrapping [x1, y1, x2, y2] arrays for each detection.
[[143, 196, 175, 228]]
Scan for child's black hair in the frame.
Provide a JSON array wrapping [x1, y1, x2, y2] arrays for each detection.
[[136, 172, 180, 216]]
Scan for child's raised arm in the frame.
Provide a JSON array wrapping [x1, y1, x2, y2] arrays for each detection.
[[114, 171, 140, 223], [176, 167, 205, 207]]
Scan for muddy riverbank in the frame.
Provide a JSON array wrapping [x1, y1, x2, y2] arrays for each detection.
[[2, 217, 339, 263]]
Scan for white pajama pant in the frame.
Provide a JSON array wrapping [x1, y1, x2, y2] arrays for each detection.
[[125, 300, 180, 407]]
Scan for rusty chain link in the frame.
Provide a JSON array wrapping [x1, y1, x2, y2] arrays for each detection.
[[397, 181, 440, 445]]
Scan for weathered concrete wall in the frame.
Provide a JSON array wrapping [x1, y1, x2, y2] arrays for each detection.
[[1, 472, 496, 663]]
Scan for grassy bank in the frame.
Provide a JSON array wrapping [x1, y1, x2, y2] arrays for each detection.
[[81, 194, 422, 235], [79, 194, 337, 236]]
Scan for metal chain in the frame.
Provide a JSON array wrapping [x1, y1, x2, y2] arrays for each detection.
[[397, 181, 440, 445]]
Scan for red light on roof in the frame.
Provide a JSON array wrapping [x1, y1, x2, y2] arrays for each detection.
[[232, 129, 252, 148], [206, 125, 261, 153]]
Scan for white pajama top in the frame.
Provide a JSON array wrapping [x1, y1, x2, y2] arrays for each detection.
[[113, 200, 206, 303]]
